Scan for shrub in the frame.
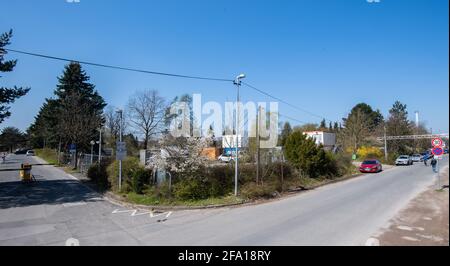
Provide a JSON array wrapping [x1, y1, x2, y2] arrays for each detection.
[[107, 157, 141, 192], [284, 132, 337, 178], [357, 146, 383, 160], [131, 167, 153, 194], [206, 165, 234, 197], [173, 177, 210, 201], [240, 182, 280, 199], [87, 161, 110, 190]]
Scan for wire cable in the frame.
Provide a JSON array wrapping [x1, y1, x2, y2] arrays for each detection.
[[4, 48, 234, 82], [242, 81, 333, 123]]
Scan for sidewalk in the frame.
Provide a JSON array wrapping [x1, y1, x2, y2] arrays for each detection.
[[374, 165, 449, 246]]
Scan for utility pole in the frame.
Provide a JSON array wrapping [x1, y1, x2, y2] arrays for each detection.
[[384, 125, 388, 162], [118, 109, 123, 191], [256, 106, 261, 185], [234, 74, 246, 196], [98, 127, 102, 163]]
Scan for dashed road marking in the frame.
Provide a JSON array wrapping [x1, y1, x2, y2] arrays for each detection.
[[397, 225, 413, 231], [112, 209, 173, 219], [402, 236, 420, 242]]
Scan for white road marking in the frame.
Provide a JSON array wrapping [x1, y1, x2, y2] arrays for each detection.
[[365, 238, 380, 246], [62, 202, 87, 208], [402, 236, 420, 242], [65, 238, 80, 246], [397, 225, 413, 231], [112, 209, 173, 219]]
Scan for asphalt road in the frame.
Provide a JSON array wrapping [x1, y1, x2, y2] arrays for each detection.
[[0, 154, 448, 246]]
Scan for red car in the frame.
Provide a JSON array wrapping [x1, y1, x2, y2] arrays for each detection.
[[359, 160, 383, 173]]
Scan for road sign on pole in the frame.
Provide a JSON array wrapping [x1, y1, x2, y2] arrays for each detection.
[[432, 138, 443, 148], [116, 142, 127, 161], [432, 147, 444, 156]]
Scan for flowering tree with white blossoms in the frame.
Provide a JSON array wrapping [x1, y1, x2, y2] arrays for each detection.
[[147, 135, 213, 180]]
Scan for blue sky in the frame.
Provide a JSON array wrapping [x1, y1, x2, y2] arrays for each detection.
[[1, 0, 449, 133]]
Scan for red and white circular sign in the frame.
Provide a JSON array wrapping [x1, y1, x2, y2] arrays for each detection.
[[432, 138, 443, 147]]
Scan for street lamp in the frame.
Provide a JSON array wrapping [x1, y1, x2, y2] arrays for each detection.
[[233, 74, 246, 196], [116, 109, 124, 191], [98, 127, 103, 163], [90, 140, 96, 165]]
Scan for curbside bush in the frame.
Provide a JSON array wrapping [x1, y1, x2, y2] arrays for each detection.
[[173, 177, 210, 201], [131, 167, 153, 194], [87, 160, 111, 190], [240, 182, 281, 199], [284, 131, 338, 178], [107, 157, 141, 193]]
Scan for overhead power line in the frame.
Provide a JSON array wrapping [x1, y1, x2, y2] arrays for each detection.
[[5, 48, 332, 126], [242, 81, 334, 123], [4, 48, 233, 82]]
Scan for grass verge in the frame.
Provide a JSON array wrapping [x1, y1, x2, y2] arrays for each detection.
[[123, 192, 245, 207], [34, 148, 58, 165]]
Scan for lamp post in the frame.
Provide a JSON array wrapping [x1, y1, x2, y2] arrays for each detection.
[[98, 127, 102, 163], [90, 140, 95, 165], [384, 125, 388, 162], [116, 109, 123, 191], [233, 74, 246, 196]]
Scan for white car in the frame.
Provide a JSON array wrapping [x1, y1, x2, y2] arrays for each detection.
[[26, 150, 35, 156], [396, 155, 413, 166], [411, 154, 423, 162], [218, 154, 234, 163]]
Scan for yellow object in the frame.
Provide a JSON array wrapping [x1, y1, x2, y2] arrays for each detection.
[[20, 163, 32, 182], [357, 146, 383, 159], [201, 148, 220, 160]]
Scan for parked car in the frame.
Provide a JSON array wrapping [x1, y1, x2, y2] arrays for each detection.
[[396, 155, 413, 166], [444, 149, 449, 155], [26, 150, 35, 156], [218, 154, 234, 163], [411, 154, 423, 162], [14, 148, 30, 155], [359, 160, 383, 173]]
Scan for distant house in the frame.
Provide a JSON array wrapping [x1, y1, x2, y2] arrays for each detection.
[[303, 131, 336, 151]]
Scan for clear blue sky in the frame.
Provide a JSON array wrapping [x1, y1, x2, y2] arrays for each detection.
[[1, 0, 449, 134]]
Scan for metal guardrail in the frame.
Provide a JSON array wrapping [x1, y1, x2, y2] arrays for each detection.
[[377, 134, 449, 141]]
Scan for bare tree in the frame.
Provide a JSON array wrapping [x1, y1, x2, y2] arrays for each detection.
[[127, 90, 166, 149], [104, 105, 127, 144]]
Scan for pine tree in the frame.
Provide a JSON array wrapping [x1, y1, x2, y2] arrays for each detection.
[[0, 30, 30, 124]]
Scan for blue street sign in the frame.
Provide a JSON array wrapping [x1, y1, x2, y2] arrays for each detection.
[[432, 147, 444, 156]]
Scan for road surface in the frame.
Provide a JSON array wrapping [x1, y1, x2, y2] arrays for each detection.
[[0, 154, 448, 246]]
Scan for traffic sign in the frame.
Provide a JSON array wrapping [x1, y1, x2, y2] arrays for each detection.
[[432, 147, 444, 156], [432, 138, 443, 147], [69, 144, 76, 153], [116, 142, 127, 160]]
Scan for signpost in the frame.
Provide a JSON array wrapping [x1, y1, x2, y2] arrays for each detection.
[[431, 138, 444, 189], [116, 142, 127, 161], [432, 138, 443, 148]]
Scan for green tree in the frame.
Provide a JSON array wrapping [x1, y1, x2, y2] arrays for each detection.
[[294, 123, 318, 133], [319, 119, 327, 130], [0, 30, 30, 124], [386, 101, 412, 154], [0, 127, 26, 152], [29, 62, 106, 168], [347, 103, 384, 133], [279, 122, 292, 147], [284, 131, 336, 178], [339, 109, 370, 153]]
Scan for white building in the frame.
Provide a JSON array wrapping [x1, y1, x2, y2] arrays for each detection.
[[303, 131, 336, 151]]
